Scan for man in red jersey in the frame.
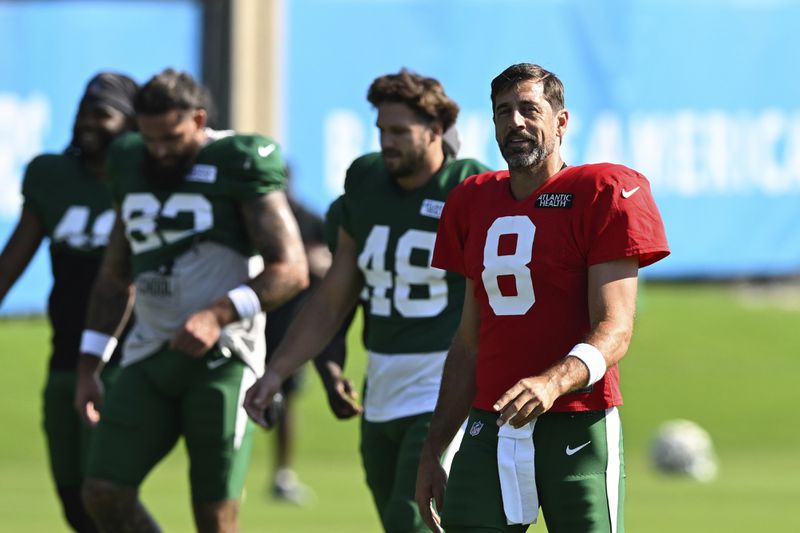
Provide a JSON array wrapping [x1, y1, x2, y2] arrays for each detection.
[[415, 63, 669, 533]]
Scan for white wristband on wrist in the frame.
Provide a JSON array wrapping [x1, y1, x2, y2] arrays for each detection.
[[80, 330, 118, 363], [227, 284, 261, 320], [567, 343, 607, 387]]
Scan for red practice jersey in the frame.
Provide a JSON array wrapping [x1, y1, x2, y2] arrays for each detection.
[[433, 163, 670, 412]]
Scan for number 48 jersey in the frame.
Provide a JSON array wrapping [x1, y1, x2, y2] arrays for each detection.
[[433, 163, 669, 413], [341, 153, 488, 421]]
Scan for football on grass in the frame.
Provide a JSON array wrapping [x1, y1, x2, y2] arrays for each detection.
[[649, 419, 718, 481]]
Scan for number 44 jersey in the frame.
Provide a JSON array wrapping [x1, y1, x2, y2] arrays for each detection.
[[22, 149, 118, 370], [433, 163, 670, 414], [341, 153, 489, 422], [107, 131, 287, 373]]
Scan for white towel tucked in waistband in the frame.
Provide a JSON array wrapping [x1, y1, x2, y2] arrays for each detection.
[[497, 420, 538, 525]]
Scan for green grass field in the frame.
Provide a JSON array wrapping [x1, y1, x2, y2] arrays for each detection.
[[1, 282, 798, 531]]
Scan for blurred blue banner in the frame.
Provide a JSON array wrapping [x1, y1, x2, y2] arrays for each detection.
[[283, 0, 800, 279], [0, 0, 201, 314], [4, 0, 798, 316]]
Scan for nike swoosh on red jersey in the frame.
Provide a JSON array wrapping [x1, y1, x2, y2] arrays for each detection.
[[621, 186, 641, 198]]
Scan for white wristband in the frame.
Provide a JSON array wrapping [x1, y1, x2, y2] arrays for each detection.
[[80, 330, 118, 363], [227, 284, 261, 320], [567, 343, 607, 387]]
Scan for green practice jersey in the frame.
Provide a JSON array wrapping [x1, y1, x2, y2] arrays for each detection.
[[22, 149, 120, 370], [342, 153, 489, 355], [342, 153, 489, 422], [109, 131, 286, 275], [107, 131, 286, 372], [324, 195, 345, 254]]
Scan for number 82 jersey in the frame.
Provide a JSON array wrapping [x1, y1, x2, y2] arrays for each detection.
[[108, 131, 286, 276], [433, 163, 670, 413], [106, 131, 286, 369]]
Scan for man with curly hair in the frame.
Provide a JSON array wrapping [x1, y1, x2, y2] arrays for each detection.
[[245, 69, 489, 532]]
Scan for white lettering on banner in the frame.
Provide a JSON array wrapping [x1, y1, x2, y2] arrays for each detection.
[[585, 110, 800, 196], [0, 93, 51, 217], [322, 108, 800, 198]]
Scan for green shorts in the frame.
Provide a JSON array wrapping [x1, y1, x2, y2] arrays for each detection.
[[85, 347, 256, 502], [360, 412, 433, 533], [42, 366, 120, 487], [441, 408, 625, 533]]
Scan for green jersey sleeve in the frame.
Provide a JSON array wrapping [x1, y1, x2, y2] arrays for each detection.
[[201, 134, 287, 200], [340, 153, 384, 238], [21, 154, 51, 221], [324, 195, 345, 253], [106, 132, 141, 204]]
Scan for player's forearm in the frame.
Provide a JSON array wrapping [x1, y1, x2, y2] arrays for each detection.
[[84, 275, 135, 336], [235, 190, 310, 319], [583, 316, 634, 368], [0, 251, 32, 303], [312, 339, 347, 378], [306, 242, 332, 280], [79, 276, 134, 375], [201, 258, 310, 331], [81, 213, 135, 337], [268, 274, 360, 382], [560, 258, 639, 390], [585, 258, 638, 365], [312, 309, 354, 381], [422, 339, 477, 458], [249, 259, 309, 312], [533, 315, 634, 401], [0, 260, 22, 304], [0, 210, 45, 304]]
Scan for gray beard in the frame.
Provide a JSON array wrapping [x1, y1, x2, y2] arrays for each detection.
[[501, 132, 559, 170], [503, 144, 547, 169]]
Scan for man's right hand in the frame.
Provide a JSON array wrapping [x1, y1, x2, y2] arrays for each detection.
[[75, 363, 105, 427], [318, 361, 362, 419], [415, 449, 447, 533]]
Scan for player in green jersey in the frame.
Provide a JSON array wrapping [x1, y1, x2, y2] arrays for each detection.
[[245, 69, 490, 532], [73, 69, 309, 533], [0, 72, 138, 533]]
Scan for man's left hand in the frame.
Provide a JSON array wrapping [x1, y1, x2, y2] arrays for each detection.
[[493, 376, 557, 428]]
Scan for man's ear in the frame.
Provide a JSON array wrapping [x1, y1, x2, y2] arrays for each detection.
[[556, 108, 569, 138], [429, 121, 444, 144], [193, 108, 208, 129]]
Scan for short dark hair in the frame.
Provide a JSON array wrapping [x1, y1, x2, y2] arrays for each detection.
[[490, 63, 564, 112], [134, 68, 211, 115], [367, 69, 459, 131]]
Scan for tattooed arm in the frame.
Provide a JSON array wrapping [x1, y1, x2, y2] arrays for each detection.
[[170, 190, 310, 356]]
